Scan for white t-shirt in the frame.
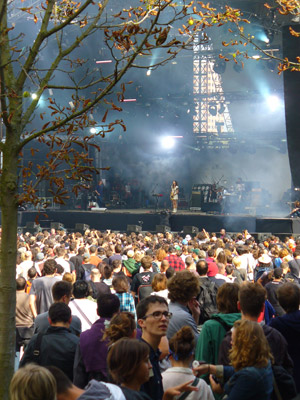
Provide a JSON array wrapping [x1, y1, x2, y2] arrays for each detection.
[[69, 299, 98, 332], [162, 367, 214, 400]]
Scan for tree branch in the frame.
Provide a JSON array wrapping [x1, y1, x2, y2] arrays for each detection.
[[20, 4, 108, 130], [18, 3, 164, 151], [16, 1, 56, 91]]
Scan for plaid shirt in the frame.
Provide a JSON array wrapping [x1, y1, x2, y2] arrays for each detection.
[[116, 292, 136, 316], [164, 254, 185, 272]]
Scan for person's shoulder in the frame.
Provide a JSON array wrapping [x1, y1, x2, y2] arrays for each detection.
[[35, 311, 48, 322], [32, 276, 43, 285], [59, 328, 80, 342]]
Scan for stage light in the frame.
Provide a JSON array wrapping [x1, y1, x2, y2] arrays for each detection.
[[90, 127, 97, 134], [96, 60, 112, 64], [161, 136, 175, 149], [254, 29, 269, 43], [266, 95, 280, 112], [31, 93, 38, 99]]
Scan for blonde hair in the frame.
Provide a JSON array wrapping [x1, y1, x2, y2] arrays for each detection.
[[232, 256, 242, 268], [62, 272, 75, 284], [229, 320, 272, 371], [134, 251, 143, 262], [10, 364, 56, 400]]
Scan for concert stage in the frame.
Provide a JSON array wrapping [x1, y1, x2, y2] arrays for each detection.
[[13, 208, 300, 236]]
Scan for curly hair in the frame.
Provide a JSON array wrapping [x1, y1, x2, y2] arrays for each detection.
[[103, 311, 136, 345], [279, 248, 290, 259], [167, 270, 200, 303], [169, 326, 195, 361], [229, 320, 272, 371]]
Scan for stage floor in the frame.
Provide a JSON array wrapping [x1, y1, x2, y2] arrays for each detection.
[[11, 208, 300, 235]]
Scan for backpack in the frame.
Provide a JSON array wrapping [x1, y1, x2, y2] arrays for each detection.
[[197, 280, 218, 324], [82, 264, 93, 281], [272, 365, 297, 400]]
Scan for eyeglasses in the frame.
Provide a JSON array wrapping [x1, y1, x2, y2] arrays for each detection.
[[143, 311, 172, 320]]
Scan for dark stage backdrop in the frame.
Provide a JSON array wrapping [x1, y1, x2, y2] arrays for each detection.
[[282, 24, 300, 190]]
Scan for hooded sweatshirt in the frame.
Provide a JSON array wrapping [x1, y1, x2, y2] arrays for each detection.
[[195, 312, 241, 365], [123, 258, 138, 276], [269, 310, 300, 392]]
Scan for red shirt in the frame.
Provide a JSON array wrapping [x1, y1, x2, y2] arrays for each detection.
[[164, 254, 185, 272], [206, 257, 218, 277]]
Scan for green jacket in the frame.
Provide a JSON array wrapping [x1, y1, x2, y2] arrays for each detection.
[[123, 258, 139, 275], [195, 312, 241, 365]]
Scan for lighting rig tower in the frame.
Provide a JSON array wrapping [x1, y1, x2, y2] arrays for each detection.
[[192, 37, 235, 149]]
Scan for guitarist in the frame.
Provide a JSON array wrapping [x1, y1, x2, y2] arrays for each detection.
[[170, 180, 179, 213]]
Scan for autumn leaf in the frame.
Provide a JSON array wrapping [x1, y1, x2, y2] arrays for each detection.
[[102, 109, 109, 122], [289, 26, 300, 37], [20, 7, 33, 13]]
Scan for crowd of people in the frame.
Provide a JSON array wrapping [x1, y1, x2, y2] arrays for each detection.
[[12, 226, 300, 400]]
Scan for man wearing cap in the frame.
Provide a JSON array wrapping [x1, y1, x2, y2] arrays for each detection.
[[254, 253, 273, 282], [185, 234, 192, 243], [34, 252, 45, 277], [191, 248, 201, 263]]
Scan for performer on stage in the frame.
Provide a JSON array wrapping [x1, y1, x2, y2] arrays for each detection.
[[95, 179, 104, 207], [289, 201, 300, 217], [170, 180, 179, 213]]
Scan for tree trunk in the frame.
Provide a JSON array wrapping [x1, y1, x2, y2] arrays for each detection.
[[0, 149, 19, 400]]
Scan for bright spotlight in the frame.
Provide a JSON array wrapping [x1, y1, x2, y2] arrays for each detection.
[[90, 127, 97, 134], [31, 93, 38, 100], [146, 69, 151, 76], [161, 136, 175, 149], [266, 95, 280, 112], [254, 30, 269, 43]]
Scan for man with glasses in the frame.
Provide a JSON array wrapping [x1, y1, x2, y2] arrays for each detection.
[[137, 295, 172, 400]]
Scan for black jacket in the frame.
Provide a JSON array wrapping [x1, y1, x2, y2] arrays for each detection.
[[218, 322, 294, 375], [19, 326, 79, 380]]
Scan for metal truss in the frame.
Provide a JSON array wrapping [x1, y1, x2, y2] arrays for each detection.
[[193, 36, 235, 148]]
